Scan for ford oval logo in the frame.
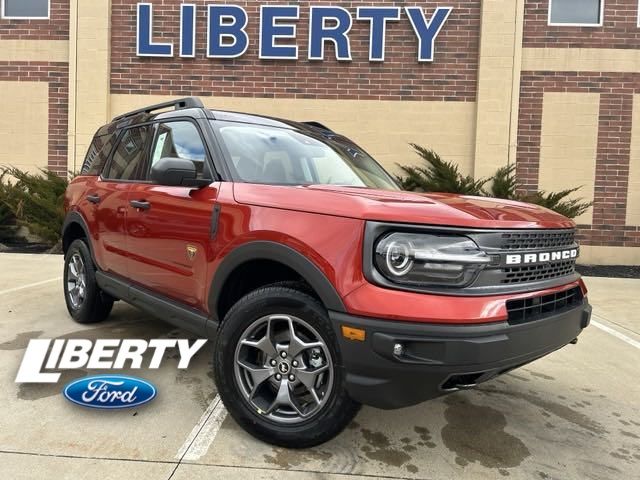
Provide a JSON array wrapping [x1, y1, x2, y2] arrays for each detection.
[[63, 375, 156, 409]]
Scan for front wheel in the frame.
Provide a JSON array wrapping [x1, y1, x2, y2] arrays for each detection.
[[214, 285, 360, 448]]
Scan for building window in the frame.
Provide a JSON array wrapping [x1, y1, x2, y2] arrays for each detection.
[[1, 0, 49, 19], [548, 0, 604, 26]]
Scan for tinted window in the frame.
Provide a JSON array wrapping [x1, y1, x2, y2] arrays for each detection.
[[549, 0, 601, 25], [81, 133, 118, 176], [104, 126, 151, 181], [214, 121, 398, 190], [2, 0, 49, 18], [151, 121, 210, 180]]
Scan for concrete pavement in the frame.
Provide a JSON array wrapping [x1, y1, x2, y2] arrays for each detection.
[[0, 253, 638, 480]]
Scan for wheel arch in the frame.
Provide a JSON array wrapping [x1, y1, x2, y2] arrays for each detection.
[[62, 211, 93, 260], [208, 241, 346, 322]]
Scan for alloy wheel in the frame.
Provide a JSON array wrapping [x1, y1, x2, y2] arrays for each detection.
[[233, 314, 334, 424], [66, 253, 87, 309]]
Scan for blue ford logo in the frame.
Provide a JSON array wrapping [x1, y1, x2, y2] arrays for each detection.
[[63, 375, 156, 409]]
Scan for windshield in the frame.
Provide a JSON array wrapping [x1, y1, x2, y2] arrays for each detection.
[[212, 121, 399, 190]]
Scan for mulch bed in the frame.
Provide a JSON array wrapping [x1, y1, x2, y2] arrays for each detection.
[[0, 243, 57, 254]]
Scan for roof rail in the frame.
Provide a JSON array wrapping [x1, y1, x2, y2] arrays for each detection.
[[112, 97, 205, 122], [303, 121, 334, 132]]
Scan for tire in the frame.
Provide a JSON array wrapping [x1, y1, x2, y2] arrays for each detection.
[[63, 239, 114, 324], [214, 285, 360, 448]]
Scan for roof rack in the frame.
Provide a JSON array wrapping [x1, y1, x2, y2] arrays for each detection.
[[112, 97, 205, 122], [303, 121, 334, 132]]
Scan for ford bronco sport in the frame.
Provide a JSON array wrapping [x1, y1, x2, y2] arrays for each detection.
[[63, 97, 592, 447]]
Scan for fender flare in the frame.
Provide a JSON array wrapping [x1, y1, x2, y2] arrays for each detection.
[[208, 241, 346, 319], [62, 211, 95, 262]]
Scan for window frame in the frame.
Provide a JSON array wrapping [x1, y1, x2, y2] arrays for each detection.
[[1, 0, 50, 20], [547, 0, 604, 27], [101, 124, 154, 184], [144, 118, 215, 183]]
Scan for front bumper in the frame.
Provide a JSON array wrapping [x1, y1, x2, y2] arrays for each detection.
[[329, 300, 591, 409]]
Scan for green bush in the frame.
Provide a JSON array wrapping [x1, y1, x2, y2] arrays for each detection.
[[0, 167, 68, 245], [488, 164, 519, 200], [396, 144, 489, 195], [0, 202, 12, 226], [397, 147, 592, 219]]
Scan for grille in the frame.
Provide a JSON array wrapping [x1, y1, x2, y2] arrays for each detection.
[[501, 260, 576, 284], [500, 230, 575, 251], [506, 287, 583, 325]]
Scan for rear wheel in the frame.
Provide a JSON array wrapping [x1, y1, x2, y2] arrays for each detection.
[[63, 239, 113, 324], [214, 285, 360, 448]]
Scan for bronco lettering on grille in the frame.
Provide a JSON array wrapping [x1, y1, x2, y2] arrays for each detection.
[[505, 249, 578, 265]]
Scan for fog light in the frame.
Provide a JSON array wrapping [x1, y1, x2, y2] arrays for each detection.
[[393, 343, 404, 356]]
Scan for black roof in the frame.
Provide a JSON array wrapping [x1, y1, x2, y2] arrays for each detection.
[[96, 96, 340, 140]]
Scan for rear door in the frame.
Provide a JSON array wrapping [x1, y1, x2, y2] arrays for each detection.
[[85, 125, 152, 278], [125, 119, 219, 309]]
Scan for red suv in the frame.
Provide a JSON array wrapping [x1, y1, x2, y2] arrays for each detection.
[[63, 97, 591, 447]]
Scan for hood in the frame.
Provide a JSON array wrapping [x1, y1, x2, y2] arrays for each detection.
[[233, 184, 575, 230]]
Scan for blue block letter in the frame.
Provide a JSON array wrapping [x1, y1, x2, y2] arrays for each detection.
[[260, 6, 299, 59], [308, 6, 352, 61], [180, 4, 196, 57], [208, 5, 249, 58], [137, 3, 173, 57], [356, 7, 400, 62], [405, 7, 452, 62]]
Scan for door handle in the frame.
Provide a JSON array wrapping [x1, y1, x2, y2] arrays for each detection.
[[130, 200, 151, 210], [86, 194, 101, 204]]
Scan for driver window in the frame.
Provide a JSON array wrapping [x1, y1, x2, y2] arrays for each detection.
[[151, 121, 210, 179]]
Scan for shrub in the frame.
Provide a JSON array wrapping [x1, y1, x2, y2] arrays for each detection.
[[0, 202, 12, 226], [488, 164, 519, 200], [395, 144, 489, 195], [0, 167, 68, 245], [521, 189, 592, 220], [397, 146, 593, 219]]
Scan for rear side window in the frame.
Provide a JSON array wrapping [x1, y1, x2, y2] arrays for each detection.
[[103, 126, 151, 181], [81, 133, 118, 176]]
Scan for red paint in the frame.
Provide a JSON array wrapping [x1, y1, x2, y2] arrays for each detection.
[[66, 177, 580, 324]]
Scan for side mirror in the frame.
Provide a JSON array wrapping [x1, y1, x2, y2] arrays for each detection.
[[150, 157, 211, 188]]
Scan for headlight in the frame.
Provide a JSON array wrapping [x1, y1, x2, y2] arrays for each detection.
[[374, 232, 490, 288]]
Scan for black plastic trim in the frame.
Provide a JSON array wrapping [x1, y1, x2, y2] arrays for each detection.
[[62, 211, 96, 262], [208, 241, 346, 319], [210, 204, 221, 239], [112, 97, 204, 122], [329, 301, 591, 409], [302, 121, 333, 132], [95, 271, 217, 338]]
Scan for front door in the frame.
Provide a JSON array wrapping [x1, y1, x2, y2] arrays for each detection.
[[125, 120, 218, 309]]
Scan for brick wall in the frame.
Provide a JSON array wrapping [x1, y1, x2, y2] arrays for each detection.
[[520, 1, 640, 250], [524, 0, 640, 49], [0, 0, 69, 40], [0, 61, 69, 176], [0, 1, 69, 176], [517, 72, 640, 248], [110, 0, 481, 101]]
